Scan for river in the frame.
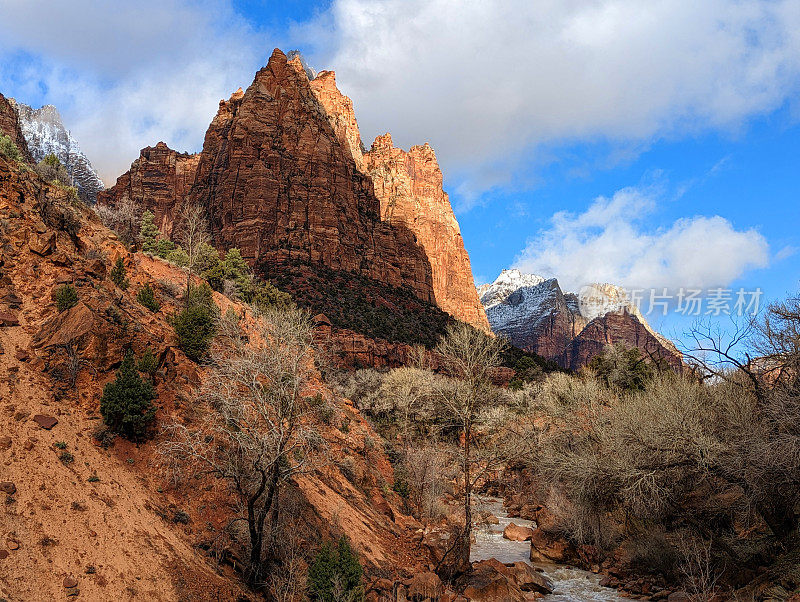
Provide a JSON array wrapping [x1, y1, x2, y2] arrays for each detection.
[[470, 496, 624, 601]]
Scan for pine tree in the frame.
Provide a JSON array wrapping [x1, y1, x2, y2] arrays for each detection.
[[140, 210, 161, 255], [307, 536, 364, 601], [110, 257, 130, 290], [100, 351, 156, 440]]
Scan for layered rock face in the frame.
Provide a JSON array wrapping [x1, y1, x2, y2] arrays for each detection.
[[480, 269, 680, 369], [10, 100, 104, 203], [563, 310, 682, 371], [362, 134, 490, 330], [0, 92, 33, 163], [101, 48, 490, 332], [188, 49, 435, 304], [97, 142, 199, 236]]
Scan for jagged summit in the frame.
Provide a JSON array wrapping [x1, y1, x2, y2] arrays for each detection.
[[286, 49, 316, 80], [10, 99, 104, 203], [480, 269, 681, 369], [101, 48, 490, 332]]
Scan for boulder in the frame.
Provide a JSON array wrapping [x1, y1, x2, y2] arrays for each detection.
[[503, 562, 553, 594], [33, 414, 58, 429], [406, 571, 443, 601], [459, 561, 526, 602], [0, 482, 16, 495], [30, 231, 56, 256], [63, 576, 78, 588], [503, 522, 535, 542], [529, 529, 576, 563], [423, 524, 470, 581], [0, 311, 19, 326]]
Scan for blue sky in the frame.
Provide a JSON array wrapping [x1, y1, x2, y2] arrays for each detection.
[[1, 0, 798, 345]]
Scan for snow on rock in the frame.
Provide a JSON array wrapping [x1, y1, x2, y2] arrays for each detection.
[[10, 100, 104, 203], [479, 269, 679, 367]]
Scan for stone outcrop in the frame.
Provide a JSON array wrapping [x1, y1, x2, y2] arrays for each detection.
[[480, 269, 681, 370], [101, 49, 489, 332], [0, 92, 33, 163], [563, 309, 683, 371], [188, 49, 436, 305], [97, 142, 199, 236], [362, 134, 490, 330], [309, 70, 365, 171]]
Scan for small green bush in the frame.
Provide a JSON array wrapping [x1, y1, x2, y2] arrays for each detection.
[[308, 536, 364, 602], [136, 283, 160, 312], [59, 451, 74, 464], [171, 285, 217, 361], [172, 305, 216, 361], [137, 348, 159, 376], [110, 257, 130, 290], [35, 154, 71, 186], [100, 351, 156, 440], [55, 284, 78, 312], [54, 441, 68, 450], [0, 134, 21, 162]]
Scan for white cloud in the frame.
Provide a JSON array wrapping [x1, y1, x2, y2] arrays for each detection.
[[513, 186, 770, 291], [306, 0, 800, 197], [0, 0, 269, 184]]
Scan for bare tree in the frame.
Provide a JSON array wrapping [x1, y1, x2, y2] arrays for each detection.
[[159, 307, 319, 587], [176, 203, 211, 292], [433, 323, 507, 572], [375, 367, 436, 447], [94, 196, 142, 247]]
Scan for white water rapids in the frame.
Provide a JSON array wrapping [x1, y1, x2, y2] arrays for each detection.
[[469, 496, 624, 601]]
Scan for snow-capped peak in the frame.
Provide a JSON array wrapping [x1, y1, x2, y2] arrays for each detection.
[[477, 269, 547, 309], [10, 99, 104, 203]]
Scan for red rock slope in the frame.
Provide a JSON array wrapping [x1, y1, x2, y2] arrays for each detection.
[[0, 148, 432, 599]]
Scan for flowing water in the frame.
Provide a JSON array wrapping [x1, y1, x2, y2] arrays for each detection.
[[470, 496, 624, 601]]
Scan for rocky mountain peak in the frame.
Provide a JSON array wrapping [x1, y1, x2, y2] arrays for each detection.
[[9, 98, 104, 204], [480, 269, 680, 369]]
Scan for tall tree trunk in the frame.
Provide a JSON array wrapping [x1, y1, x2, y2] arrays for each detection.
[[462, 417, 472, 568]]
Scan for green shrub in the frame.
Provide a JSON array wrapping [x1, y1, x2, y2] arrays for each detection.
[[156, 237, 178, 259], [165, 246, 189, 266], [100, 351, 156, 440], [171, 285, 217, 361], [249, 279, 294, 311], [136, 283, 160, 312], [59, 451, 74, 464], [173, 305, 216, 361], [137, 348, 159, 376], [0, 134, 21, 161], [54, 441, 68, 450], [110, 257, 130, 290], [588, 344, 654, 391], [35, 154, 71, 186], [308, 536, 364, 602], [55, 284, 78, 312]]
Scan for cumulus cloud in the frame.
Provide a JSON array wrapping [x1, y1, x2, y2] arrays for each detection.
[[307, 0, 800, 197], [513, 186, 770, 291], [0, 0, 269, 184]]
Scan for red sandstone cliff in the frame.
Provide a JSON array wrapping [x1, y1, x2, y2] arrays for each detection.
[[362, 134, 490, 330], [0, 92, 33, 163], [308, 70, 489, 330], [99, 49, 489, 332], [96, 142, 199, 236], [187, 49, 435, 305]]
